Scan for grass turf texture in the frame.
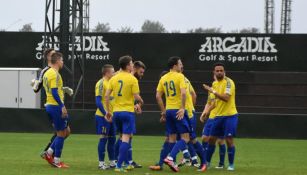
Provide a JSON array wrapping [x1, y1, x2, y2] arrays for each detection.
[[0, 133, 307, 175]]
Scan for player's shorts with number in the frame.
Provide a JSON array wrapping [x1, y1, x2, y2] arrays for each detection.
[[46, 105, 69, 131], [95, 115, 116, 136]]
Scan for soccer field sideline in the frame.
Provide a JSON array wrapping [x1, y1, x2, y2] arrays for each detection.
[[0, 132, 307, 175]]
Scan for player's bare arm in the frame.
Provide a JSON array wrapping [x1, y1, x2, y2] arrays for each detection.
[[203, 84, 230, 102], [156, 91, 166, 122], [176, 88, 186, 120], [191, 90, 197, 106], [104, 89, 113, 122]]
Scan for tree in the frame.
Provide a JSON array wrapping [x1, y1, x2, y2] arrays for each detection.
[[92, 22, 111, 32], [20, 23, 33, 32], [141, 20, 166, 33], [239, 27, 260, 33], [187, 27, 222, 33], [117, 26, 134, 33], [171, 30, 181, 33]]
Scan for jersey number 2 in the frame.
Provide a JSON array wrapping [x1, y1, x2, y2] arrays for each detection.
[[164, 80, 176, 97], [118, 80, 123, 96]]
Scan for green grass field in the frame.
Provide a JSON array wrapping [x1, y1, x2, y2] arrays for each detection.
[[0, 133, 307, 175]]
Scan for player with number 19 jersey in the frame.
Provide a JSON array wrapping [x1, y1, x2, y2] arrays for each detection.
[[157, 70, 189, 134]]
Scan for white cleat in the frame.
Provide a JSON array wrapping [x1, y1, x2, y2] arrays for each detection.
[[215, 164, 224, 169], [227, 165, 235, 171], [98, 162, 110, 170]]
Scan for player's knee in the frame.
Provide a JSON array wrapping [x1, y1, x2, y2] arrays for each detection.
[[65, 127, 71, 138], [100, 134, 107, 138], [121, 134, 131, 142], [208, 136, 217, 145], [226, 137, 234, 147], [217, 138, 225, 145], [56, 130, 66, 137], [202, 136, 209, 142], [168, 134, 177, 143], [180, 133, 190, 143]]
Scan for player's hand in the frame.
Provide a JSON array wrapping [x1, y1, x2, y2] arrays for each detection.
[[176, 108, 185, 120], [31, 79, 40, 91], [134, 104, 142, 114], [63, 87, 74, 96], [30, 79, 36, 87], [160, 112, 166, 123], [200, 112, 208, 123], [202, 84, 213, 93], [61, 106, 68, 118], [105, 112, 113, 122]]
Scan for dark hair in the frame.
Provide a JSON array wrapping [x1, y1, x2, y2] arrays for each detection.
[[167, 56, 181, 69], [119, 55, 133, 70], [134, 61, 146, 69], [43, 48, 54, 59], [102, 64, 114, 75], [160, 71, 169, 78], [213, 62, 225, 70], [50, 52, 63, 64]]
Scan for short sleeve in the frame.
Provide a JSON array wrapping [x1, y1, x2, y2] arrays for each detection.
[[225, 79, 233, 95], [156, 79, 164, 92], [95, 80, 103, 96], [179, 74, 187, 89], [190, 83, 195, 93], [49, 71, 58, 89], [131, 78, 140, 94], [107, 78, 113, 91], [207, 93, 215, 103]]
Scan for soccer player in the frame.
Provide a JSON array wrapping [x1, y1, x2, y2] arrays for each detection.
[[156, 56, 191, 172], [31, 49, 73, 159], [105, 56, 144, 172], [178, 76, 207, 171], [132, 61, 146, 80], [113, 60, 146, 168], [95, 64, 116, 170], [202, 62, 239, 171], [42, 52, 70, 168], [200, 91, 226, 169]]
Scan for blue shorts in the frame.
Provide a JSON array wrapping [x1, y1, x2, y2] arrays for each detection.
[[202, 118, 215, 136], [113, 112, 136, 135], [210, 114, 239, 137], [46, 105, 69, 131], [166, 109, 190, 135], [95, 115, 116, 137], [188, 112, 197, 140]]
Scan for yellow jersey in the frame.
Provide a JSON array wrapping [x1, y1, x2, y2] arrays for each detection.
[[95, 78, 113, 117], [185, 77, 195, 118], [43, 68, 64, 106], [212, 77, 238, 117], [157, 71, 187, 110], [107, 71, 140, 112], [207, 92, 217, 119]]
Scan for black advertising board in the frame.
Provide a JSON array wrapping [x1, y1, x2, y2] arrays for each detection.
[[1, 32, 307, 72]]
